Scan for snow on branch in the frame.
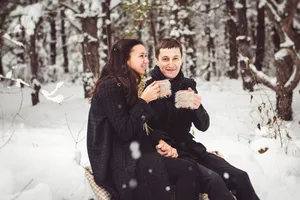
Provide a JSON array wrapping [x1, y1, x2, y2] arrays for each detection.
[[0, 72, 64, 104], [63, 15, 98, 42], [2, 33, 24, 47], [64, 16, 82, 33], [265, 1, 281, 22], [249, 63, 278, 91], [280, 32, 294, 48], [259, 0, 267, 8], [239, 54, 278, 91], [284, 49, 300, 92], [275, 48, 288, 60], [59, 2, 80, 14], [74, 13, 99, 18], [269, 0, 287, 15], [284, 65, 297, 87]]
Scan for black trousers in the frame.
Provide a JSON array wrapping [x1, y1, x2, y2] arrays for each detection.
[[164, 157, 199, 200], [194, 152, 260, 200]]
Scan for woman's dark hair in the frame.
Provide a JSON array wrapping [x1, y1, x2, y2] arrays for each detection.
[[92, 39, 144, 105]]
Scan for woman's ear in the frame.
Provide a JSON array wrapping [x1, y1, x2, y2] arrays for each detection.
[[127, 59, 131, 68]]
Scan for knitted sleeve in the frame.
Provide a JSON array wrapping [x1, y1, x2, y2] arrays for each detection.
[[97, 79, 155, 142]]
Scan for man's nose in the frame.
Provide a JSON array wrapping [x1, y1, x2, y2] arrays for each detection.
[[144, 57, 149, 64], [168, 60, 174, 65]]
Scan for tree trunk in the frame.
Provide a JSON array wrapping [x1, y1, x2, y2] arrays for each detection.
[[275, 51, 294, 120], [169, 0, 196, 77], [225, 0, 238, 79], [82, 17, 99, 78], [0, 14, 5, 77], [149, 7, 157, 47], [80, 4, 100, 98], [148, 44, 154, 69], [272, 27, 280, 53], [136, 0, 142, 40], [31, 78, 41, 106], [280, 0, 300, 51], [15, 23, 26, 64], [49, 10, 57, 65], [157, 4, 167, 41], [60, 9, 69, 73], [250, 16, 256, 46], [29, 35, 38, 77], [29, 17, 42, 78], [237, 0, 255, 92], [0, 37, 3, 76], [294, 7, 300, 51], [254, 0, 265, 71], [276, 91, 293, 121], [101, 0, 111, 63]]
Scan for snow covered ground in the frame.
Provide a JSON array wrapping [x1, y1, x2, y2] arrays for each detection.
[[0, 79, 299, 200]]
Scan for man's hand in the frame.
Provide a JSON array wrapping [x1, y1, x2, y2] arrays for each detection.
[[188, 87, 202, 109], [156, 140, 178, 158]]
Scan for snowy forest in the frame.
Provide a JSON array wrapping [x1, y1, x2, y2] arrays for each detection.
[[0, 0, 300, 200]]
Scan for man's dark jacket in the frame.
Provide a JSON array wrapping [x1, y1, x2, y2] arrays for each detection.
[[147, 66, 210, 159]]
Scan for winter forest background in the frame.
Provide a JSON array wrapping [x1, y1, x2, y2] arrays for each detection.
[[0, 0, 300, 200]]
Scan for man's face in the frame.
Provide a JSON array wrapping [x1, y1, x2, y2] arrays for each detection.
[[155, 48, 182, 79]]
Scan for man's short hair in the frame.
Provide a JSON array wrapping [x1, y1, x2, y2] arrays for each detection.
[[155, 38, 183, 59]]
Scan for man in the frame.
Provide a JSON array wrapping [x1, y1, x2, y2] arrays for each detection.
[[146, 38, 260, 200]]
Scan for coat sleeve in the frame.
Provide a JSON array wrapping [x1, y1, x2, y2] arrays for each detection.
[[97, 79, 155, 142], [191, 105, 210, 131], [148, 128, 176, 146], [187, 79, 210, 131]]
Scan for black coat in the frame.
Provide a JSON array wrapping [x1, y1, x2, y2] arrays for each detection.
[[147, 66, 210, 160], [87, 77, 172, 200]]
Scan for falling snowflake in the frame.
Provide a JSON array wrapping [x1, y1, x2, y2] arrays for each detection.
[[129, 179, 137, 188], [165, 186, 171, 191], [223, 172, 230, 179], [130, 141, 141, 159]]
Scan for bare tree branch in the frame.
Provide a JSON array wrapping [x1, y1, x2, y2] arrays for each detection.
[[59, 2, 80, 14], [64, 15, 82, 33], [0, 87, 23, 150], [248, 63, 278, 91], [11, 179, 34, 200]]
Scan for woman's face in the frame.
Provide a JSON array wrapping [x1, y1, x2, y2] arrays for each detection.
[[127, 44, 149, 75]]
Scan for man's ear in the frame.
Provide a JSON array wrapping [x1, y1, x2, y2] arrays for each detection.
[[154, 58, 159, 66]]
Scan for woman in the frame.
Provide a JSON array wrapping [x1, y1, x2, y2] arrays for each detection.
[[87, 39, 199, 200]]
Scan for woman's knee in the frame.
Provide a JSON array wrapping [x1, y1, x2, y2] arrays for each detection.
[[209, 171, 225, 184]]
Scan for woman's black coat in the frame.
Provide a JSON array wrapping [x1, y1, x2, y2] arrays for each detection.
[[87, 77, 171, 200]]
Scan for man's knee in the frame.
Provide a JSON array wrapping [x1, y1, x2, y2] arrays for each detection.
[[235, 169, 250, 183]]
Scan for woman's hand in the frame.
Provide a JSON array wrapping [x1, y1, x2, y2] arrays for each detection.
[[156, 140, 178, 158], [140, 81, 160, 103]]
